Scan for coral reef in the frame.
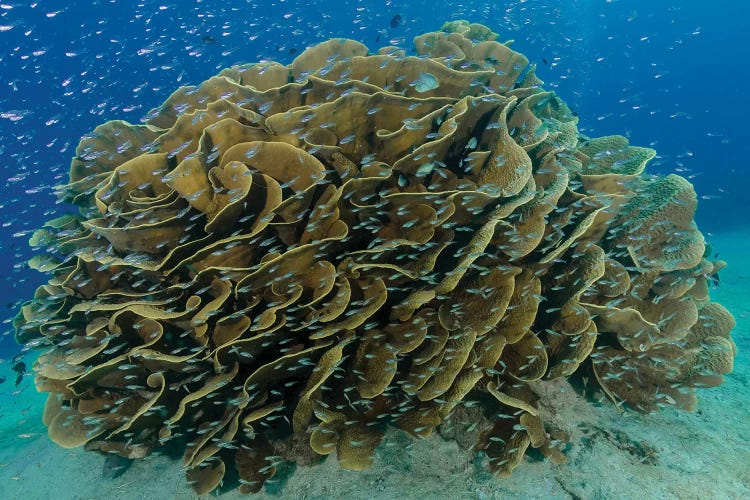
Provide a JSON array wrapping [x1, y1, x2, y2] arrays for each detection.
[[15, 21, 735, 494]]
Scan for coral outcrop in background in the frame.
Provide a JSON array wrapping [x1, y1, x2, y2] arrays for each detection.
[[14, 21, 735, 494]]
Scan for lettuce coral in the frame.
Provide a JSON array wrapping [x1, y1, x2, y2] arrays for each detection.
[[15, 20, 735, 494]]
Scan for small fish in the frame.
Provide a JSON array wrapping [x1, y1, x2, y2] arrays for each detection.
[[12, 358, 25, 376], [102, 455, 134, 479], [414, 72, 439, 93], [390, 14, 403, 28], [201, 35, 217, 44], [708, 273, 720, 288]]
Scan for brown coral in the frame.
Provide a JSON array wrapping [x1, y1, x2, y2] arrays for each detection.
[[15, 20, 735, 494]]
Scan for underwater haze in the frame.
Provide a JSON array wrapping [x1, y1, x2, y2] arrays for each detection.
[[1, 1, 748, 499]]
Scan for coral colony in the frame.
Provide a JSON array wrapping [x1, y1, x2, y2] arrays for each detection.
[[15, 22, 735, 494]]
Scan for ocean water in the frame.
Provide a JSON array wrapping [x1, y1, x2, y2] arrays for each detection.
[[0, 1, 748, 498]]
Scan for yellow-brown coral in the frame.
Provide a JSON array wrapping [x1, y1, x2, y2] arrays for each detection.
[[15, 20, 735, 494]]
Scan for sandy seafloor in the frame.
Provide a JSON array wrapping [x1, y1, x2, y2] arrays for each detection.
[[0, 229, 747, 500]]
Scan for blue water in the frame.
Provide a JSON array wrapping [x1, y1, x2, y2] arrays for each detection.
[[0, 1, 748, 497]]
